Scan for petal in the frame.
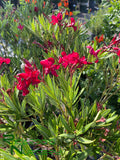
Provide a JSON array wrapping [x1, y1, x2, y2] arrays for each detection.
[[72, 26, 77, 31], [51, 15, 58, 25], [23, 59, 32, 67], [70, 17, 75, 25], [25, 65, 33, 73], [48, 57, 55, 64], [119, 58, 120, 63], [61, 51, 67, 57], [40, 59, 49, 67], [22, 88, 29, 96], [58, 57, 63, 63], [17, 73, 29, 79], [57, 13, 62, 21], [53, 64, 60, 70], [51, 70, 58, 77], [4, 58, 10, 64], [117, 50, 120, 56], [95, 59, 99, 63], [86, 45, 92, 49]]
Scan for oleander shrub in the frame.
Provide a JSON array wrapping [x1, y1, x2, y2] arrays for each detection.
[[0, 1, 120, 160]]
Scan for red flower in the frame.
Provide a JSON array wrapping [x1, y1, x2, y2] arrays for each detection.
[[34, 6, 38, 12], [40, 58, 60, 77], [113, 47, 120, 63], [67, 17, 77, 31], [108, 34, 120, 47], [17, 24, 24, 30], [50, 13, 62, 25], [0, 57, 10, 67], [86, 46, 101, 63], [59, 51, 88, 73], [15, 59, 41, 96], [59, 51, 79, 68]]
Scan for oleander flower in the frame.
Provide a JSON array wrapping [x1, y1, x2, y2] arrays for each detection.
[[67, 17, 77, 31], [113, 47, 120, 63], [17, 24, 24, 30], [87, 46, 101, 63], [0, 57, 10, 67], [15, 59, 41, 96], [50, 13, 62, 25], [59, 51, 88, 72], [40, 58, 60, 77]]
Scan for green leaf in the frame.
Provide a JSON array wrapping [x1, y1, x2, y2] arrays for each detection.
[[1, 90, 18, 113], [59, 134, 75, 139], [32, 119, 51, 139], [69, 117, 75, 130], [61, 116, 71, 133], [101, 109, 111, 118], [76, 122, 95, 136], [106, 115, 118, 123], [76, 118, 84, 130], [77, 137, 95, 144], [75, 151, 88, 160], [0, 149, 18, 160], [22, 140, 35, 157]]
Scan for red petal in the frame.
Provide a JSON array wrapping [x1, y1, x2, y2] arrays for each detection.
[[117, 50, 120, 56], [57, 13, 62, 21], [23, 59, 32, 68], [48, 57, 55, 64], [53, 64, 60, 70], [72, 26, 77, 31], [95, 59, 99, 63], [51, 70, 58, 77], [17, 73, 29, 79], [4, 58, 10, 64], [61, 51, 67, 57], [22, 89, 29, 96], [70, 17, 75, 25], [40, 59, 49, 67]]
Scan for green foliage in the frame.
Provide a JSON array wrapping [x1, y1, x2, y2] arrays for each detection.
[[0, 0, 120, 159], [86, 0, 120, 38]]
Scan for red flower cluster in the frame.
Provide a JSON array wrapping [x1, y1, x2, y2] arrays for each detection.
[[67, 17, 77, 31], [17, 24, 24, 30], [15, 51, 92, 96], [0, 57, 10, 68], [59, 51, 88, 73], [50, 13, 62, 25], [86, 46, 101, 63], [40, 58, 60, 77], [15, 59, 41, 96]]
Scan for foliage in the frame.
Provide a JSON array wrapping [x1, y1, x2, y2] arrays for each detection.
[[0, 1, 120, 160], [86, 0, 120, 38]]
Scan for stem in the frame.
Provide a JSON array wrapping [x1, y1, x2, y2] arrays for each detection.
[[70, 72, 73, 88], [39, 113, 44, 126], [102, 87, 120, 104], [55, 146, 59, 160], [99, 82, 116, 104]]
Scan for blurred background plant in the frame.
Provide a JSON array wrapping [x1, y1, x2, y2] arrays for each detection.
[[85, 0, 120, 38]]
